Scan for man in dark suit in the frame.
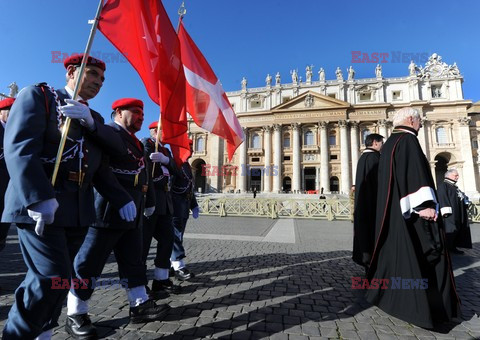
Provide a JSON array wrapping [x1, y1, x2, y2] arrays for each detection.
[[0, 97, 14, 255], [437, 169, 472, 254], [352, 133, 383, 273], [1, 54, 136, 340], [66, 98, 170, 338], [142, 121, 181, 298], [170, 139, 199, 281]]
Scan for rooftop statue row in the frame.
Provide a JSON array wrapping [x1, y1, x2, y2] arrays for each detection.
[[240, 54, 461, 90]]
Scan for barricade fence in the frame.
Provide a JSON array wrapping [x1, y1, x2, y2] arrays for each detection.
[[197, 197, 480, 222]]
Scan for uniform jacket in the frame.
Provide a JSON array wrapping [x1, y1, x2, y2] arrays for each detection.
[[0, 124, 10, 218], [95, 122, 155, 229], [2, 84, 132, 227], [142, 137, 176, 215], [171, 161, 198, 219]]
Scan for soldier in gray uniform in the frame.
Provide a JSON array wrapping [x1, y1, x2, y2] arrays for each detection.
[[170, 139, 199, 280], [142, 121, 181, 298], [0, 97, 14, 257], [2, 54, 135, 340], [66, 98, 170, 338]]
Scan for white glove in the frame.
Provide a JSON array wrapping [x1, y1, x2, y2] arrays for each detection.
[[144, 206, 155, 217], [150, 152, 169, 165], [119, 201, 136, 222], [60, 99, 95, 130], [192, 206, 199, 219], [161, 166, 170, 176], [27, 198, 59, 236]]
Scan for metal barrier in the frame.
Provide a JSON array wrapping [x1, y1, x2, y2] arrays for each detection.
[[197, 197, 354, 221], [198, 196, 480, 222]]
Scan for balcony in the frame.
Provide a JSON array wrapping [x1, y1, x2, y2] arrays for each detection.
[[247, 148, 264, 156], [434, 143, 455, 149], [302, 144, 319, 153], [193, 150, 206, 157]]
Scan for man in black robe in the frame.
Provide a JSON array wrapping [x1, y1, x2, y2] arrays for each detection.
[[366, 107, 460, 329], [352, 133, 383, 272], [437, 169, 472, 254]]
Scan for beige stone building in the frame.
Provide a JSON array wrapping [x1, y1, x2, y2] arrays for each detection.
[[188, 54, 480, 197]]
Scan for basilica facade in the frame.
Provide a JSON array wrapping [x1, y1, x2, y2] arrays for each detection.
[[188, 54, 480, 197]]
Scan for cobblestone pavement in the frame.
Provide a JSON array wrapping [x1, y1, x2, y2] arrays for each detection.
[[0, 217, 479, 339]]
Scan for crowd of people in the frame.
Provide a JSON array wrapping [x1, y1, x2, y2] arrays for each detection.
[[353, 107, 472, 329], [0, 53, 474, 339], [0, 54, 199, 340]]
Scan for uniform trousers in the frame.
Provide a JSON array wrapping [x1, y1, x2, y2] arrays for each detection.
[[3, 224, 87, 340], [142, 214, 173, 269], [72, 226, 147, 301], [0, 222, 11, 252], [171, 216, 188, 261]]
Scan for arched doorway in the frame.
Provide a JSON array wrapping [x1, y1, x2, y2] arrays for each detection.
[[434, 153, 450, 186], [330, 176, 339, 193], [282, 176, 291, 193], [191, 159, 206, 193]]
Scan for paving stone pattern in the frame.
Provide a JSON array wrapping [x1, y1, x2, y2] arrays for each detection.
[[0, 217, 479, 339]]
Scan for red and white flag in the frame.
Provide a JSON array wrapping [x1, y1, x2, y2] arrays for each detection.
[[98, 0, 190, 165], [178, 20, 244, 161]]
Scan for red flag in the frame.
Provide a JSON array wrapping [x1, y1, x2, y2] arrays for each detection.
[[98, 0, 190, 165], [178, 20, 244, 161]]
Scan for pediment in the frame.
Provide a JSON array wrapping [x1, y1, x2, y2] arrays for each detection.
[[272, 91, 350, 112]]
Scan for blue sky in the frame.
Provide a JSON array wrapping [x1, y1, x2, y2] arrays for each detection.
[[1, 0, 478, 138]]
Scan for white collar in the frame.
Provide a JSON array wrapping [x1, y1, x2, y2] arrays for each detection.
[[64, 86, 85, 102], [114, 121, 132, 135]]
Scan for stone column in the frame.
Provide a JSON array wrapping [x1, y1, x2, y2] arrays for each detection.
[[339, 120, 350, 194], [417, 118, 428, 154], [238, 127, 248, 193], [319, 121, 330, 192], [272, 124, 282, 193], [209, 135, 222, 192], [458, 117, 477, 195], [292, 123, 301, 193], [378, 119, 388, 138], [263, 126, 272, 192], [350, 121, 360, 184]]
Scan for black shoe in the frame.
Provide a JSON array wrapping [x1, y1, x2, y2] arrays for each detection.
[[451, 248, 465, 255], [175, 267, 194, 281], [65, 314, 98, 339], [129, 299, 170, 324], [151, 279, 181, 297]]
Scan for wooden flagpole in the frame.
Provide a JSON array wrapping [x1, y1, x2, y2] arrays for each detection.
[[51, 0, 105, 186]]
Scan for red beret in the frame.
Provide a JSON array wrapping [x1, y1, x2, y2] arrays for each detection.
[[111, 98, 144, 110], [63, 53, 106, 71], [0, 97, 15, 110], [148, 121, 158, 129]]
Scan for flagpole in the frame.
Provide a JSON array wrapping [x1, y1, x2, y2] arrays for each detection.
[[152, 0, 187, 176], [51, 0, 104, 186]]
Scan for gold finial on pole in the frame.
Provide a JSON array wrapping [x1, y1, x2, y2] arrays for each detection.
[[178, 1, 187, 19]]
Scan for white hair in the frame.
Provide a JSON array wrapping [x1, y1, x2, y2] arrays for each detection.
[[392, 107, 421, 127], [444, 168, 458, 178]]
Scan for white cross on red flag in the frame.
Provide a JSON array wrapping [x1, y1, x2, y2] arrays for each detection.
[[98, 0, 190, 166], [178, 20, 244, 161], [98, 0, 244, 164]]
